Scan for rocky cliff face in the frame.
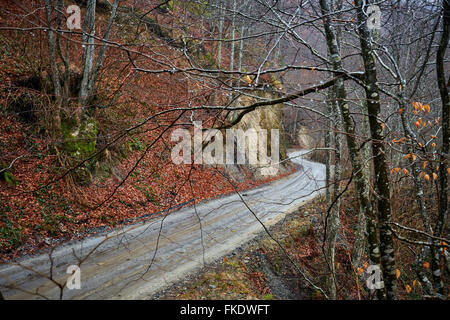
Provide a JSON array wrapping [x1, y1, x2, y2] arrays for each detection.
[[225, 90, 289, 180], [296, 125, 325, 163]]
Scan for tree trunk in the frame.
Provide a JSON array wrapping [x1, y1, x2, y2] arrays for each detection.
[[325, 88, 342, 299], [352, 101, 370, 268], [319, 0, 383, 298], [229, 0, 237, 96], [216, 0, 224, 70], [79, 0, 97, 115], [355, 0, 397, 300], [213, 0, 224, 106], [238, 21, 245, 74], [87, 0, 119, 100], [44, 0, 62, 136], [434, 0, 449, 296], [398, 90, 438, 296]]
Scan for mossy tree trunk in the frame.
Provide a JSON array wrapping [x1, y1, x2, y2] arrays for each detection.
[[319, 0, 383, 299], [355, 0, 397, 300], [434, 0, 449, 296]]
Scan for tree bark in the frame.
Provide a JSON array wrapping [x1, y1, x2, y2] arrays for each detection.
[[229, 0, 237, 96], [79, 0, 97, 112], [434, 0, 450, 296], [352, 100, 370, 268], [355, 0, 397, 299], [213, 0, 224, 106], [319, 0, 383, 298], [86, 0, 119, 100], [325, 88, 342, 299], [398, 89, 439, 296], [44, 0, 62, 136]]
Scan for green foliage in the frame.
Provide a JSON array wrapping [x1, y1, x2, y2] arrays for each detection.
[[61, 117, 99, 184], [61, 117, 98, 158], [0, 205, 23, 250], [262, 293, 274, 300], [128, 137, 146, 151], [0, 219, 23, 249], [2, 171, 18, 186], [163, 0, 175, 11], [0, 162, 18, 186], [118, 199, 134, 208], [165, 0, 211, 16], [33, 185, 73, 237], [133, 182, 160, 206]]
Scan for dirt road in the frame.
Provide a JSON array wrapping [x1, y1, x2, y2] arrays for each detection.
[[0, 150, 325, 299]]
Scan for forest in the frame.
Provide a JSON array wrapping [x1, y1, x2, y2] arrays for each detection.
[[0, 0, 448, 301]]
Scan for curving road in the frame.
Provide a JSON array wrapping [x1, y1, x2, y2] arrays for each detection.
[[0, 150, 325, 299]]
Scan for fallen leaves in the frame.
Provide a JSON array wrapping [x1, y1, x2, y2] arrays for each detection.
[[405, 284, 412, 294]]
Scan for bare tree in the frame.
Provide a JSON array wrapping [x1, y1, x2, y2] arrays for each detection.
[[434, 0, 449, 296], [355, 0, 397, 299]]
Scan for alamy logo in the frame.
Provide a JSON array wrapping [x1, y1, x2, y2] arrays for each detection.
[[366, 5, 381, 30], [66, 5, 81, 30], [366, 264, 384, 290], [66, 265, 81, 290], [171, 121, 280, 175]]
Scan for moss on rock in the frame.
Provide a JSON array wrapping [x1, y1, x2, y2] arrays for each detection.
[[61, 117, 98, 184], [61, 117, 98, 158]]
